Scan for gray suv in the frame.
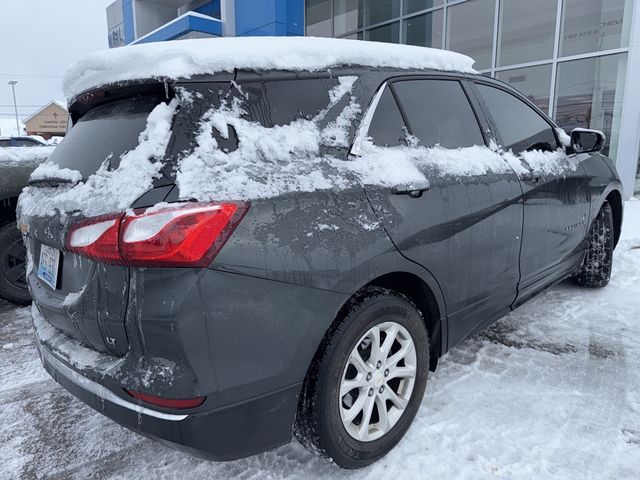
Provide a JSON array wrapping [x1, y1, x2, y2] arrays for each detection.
[[20, 45, 622, 469]]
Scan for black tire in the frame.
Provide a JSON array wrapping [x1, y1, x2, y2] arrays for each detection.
[[0, 221, 31, 305], [575, 201, 614, 288], [295, 287, 429, 469]]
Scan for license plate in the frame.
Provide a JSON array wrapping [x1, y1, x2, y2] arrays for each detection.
[[37, 245, 60, 290]]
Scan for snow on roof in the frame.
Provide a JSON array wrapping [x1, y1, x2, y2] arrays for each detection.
[[23, 100, 68, 123], [62, 36, 477, 100]]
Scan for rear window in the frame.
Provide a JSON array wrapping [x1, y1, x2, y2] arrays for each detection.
[[13, 139, 41, 147], [48, 95, 163, 179], [392, 79, 485, 149]]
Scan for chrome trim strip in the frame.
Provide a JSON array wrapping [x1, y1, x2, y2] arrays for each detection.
[[40, 346, 188, 421]]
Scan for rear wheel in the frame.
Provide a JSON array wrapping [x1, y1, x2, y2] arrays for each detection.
[[0, 222, 31, 305], [295, 288, 429, 469], [575, 201, 614, 288]]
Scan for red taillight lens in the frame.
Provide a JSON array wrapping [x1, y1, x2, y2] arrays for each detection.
[[67, 214, 124, 264], [66, 202, 248, 268], [125, 389, 206, 409]]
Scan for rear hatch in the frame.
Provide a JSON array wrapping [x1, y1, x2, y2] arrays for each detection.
[[22, 88, 173, 357]]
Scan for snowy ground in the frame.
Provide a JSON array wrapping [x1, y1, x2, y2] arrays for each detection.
[[1, 200, 639, 480]]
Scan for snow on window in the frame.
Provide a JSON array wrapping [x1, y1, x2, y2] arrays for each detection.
[[19, 98, 179, 219], [176, 77, 519, 203], [62, 37, 476, 101]]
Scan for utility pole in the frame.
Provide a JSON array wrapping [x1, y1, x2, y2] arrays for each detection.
[[8, 81, 20, 135]]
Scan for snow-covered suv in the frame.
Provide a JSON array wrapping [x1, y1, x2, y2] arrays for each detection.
[[19, 37, 623, 468]]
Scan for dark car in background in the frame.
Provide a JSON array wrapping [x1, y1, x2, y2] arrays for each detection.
[[20, 44, 623, 468], [0, 142, 51, 304], [0, 136, 47, 148]]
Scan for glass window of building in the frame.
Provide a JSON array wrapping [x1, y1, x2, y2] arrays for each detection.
[[446, 0, 495, 70], [306, 0, 333, 37], [560, 0, 634, 57], [341, 31, 363, 40], [334, 0, 363, 35], [393, 80, 485, 149], [496, 64, 553, 113], [368, 87, 407, 147], [477, 83, 558, 154], [636, 152, 640, 195], [366, 0, 401, 26], [403, 10, 443, 48], [497, 0, 557, 66], [404, 0, 443, 16], [554, 53, 628, 158], [366, 21, 400, 43]]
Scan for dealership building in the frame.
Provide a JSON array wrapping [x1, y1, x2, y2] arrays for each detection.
[[106, 0, 640, 198]]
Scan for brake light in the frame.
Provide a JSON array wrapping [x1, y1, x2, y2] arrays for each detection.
[[66, 202, 248, 268], [67, 214, 123, 264], [125, 389, 206, 409]]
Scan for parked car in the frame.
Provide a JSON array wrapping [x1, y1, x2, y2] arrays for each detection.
[[0, 145, 52, 304], [0, 136, 47, 148], [19, 38, 623, 469]]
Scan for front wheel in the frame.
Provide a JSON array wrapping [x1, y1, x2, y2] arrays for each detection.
[[295, 288, 429, 469], [575, 201, 614, 288], [0, 221, 31, 305]]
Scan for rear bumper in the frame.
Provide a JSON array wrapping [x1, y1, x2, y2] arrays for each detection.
[[36, 338, 301, 460]]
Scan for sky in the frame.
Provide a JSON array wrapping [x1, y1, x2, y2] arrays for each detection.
[[0, 0, 114, 125]]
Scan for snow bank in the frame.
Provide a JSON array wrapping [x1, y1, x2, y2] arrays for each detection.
[[0, 146, 55, 166], [62, 36, 476, 100], [19, 99, 179, 219]]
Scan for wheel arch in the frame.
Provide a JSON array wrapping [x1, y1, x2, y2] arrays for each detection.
[[0, 196, 18, 227], [604, 189, 623, 249], [305, 270, 446, 383]]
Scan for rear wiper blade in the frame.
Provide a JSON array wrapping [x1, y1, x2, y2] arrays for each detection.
[[28, 177, 80, 187]]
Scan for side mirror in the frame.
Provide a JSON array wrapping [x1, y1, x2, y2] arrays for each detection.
[[570, 128, 606, 154]]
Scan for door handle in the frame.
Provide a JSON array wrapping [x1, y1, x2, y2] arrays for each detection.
[[391, 181, 431, 198], [521, 172, 543, 184]]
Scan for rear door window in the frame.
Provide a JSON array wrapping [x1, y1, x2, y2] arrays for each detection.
[[47, 95, 164, 179], [476, 83, 558, 154], [368, 86, 407, 147], [392, 79, 485, 149], [0, 140, 11, 147], [13, 139, 39, 147]]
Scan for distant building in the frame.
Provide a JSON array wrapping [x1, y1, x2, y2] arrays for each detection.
[[106, 0, 303, 47], [24, 101, 68, 140]]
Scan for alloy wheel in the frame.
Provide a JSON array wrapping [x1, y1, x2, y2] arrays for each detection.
[[339, 321, 417, 442]]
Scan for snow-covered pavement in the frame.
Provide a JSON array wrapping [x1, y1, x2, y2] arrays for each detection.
[[2, 200, 639, 479]]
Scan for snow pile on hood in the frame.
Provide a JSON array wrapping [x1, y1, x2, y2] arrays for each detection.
[[0, 146, 55, 166], [18, 99, 179, 219], [62, 36, 476, 100]]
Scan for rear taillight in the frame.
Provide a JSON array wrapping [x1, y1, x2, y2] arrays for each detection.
[[67, 214, 124, 264], [66, 202, 248, 268]]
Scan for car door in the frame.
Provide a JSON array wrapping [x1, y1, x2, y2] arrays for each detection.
[[362, 77, 524, 348], [472, 82, 591, 305]]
